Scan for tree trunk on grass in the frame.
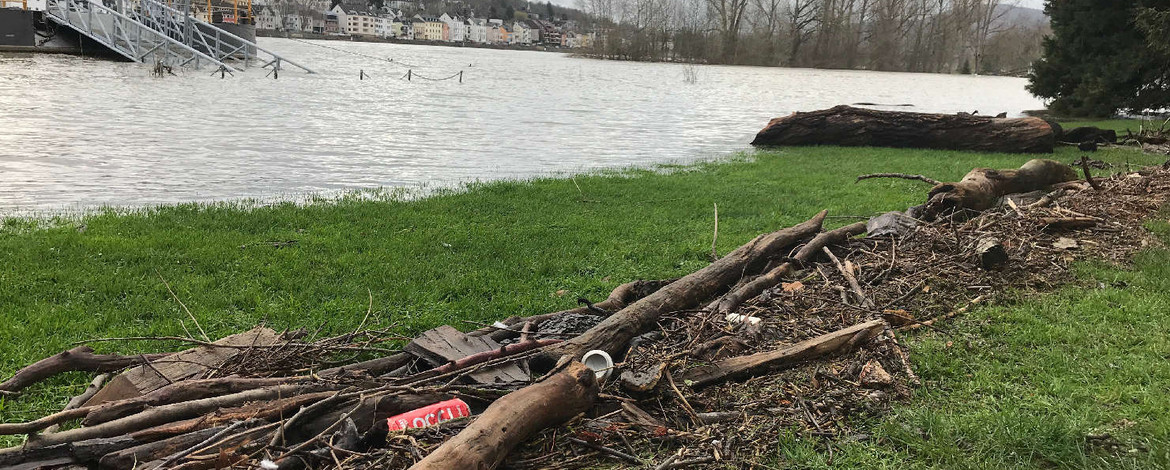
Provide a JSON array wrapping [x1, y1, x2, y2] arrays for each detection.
[[408, 362, 599, 470], [536, 211, 827, 367], [922, 159, 1079, 220], [751, 105, 1057, 153]]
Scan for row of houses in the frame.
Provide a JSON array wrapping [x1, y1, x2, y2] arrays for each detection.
[[253, 1, 595, 48]]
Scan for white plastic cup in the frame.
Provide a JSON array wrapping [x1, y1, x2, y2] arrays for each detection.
[[581, 349, 614, 381]]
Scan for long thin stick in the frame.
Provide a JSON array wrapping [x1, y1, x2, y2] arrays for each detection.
[[158, 271, 210, 342], [855, 173, 941, 186], [710, 203, 719, 261]]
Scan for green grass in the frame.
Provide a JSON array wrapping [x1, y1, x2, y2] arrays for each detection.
[[776, 221, 1170, 469], [1, 122, 1167, 467]]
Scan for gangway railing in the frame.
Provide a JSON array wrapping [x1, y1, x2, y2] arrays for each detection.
[[42, 0, 312, 74], [44, 0, 235, 70], [122, 0, 313, 73]]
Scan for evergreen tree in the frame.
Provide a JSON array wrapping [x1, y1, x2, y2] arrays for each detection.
[[546, 1, 554, 19], [1027, 0, 1170, 117], [505, 4, 515, 19]]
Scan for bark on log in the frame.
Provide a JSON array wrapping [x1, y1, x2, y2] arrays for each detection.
[[708, 221, 867, 315], [680, 320, 886, 388], [922, 159, 1079, 220], [408, 362, 598, 470], [0, 347, 167, 394], [751, 105, 1057, 153], [536, 211, 826, 366]]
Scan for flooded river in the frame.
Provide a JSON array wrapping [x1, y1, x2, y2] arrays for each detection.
[[0, 39, 1045, 213]]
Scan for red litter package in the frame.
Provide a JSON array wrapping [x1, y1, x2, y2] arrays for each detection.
[[386, 398, 471, 431]]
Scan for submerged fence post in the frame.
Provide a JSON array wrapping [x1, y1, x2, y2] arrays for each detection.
[[459, 70, 463, 83], [407, 69, 411, 81], [360, 69, 364, 80]]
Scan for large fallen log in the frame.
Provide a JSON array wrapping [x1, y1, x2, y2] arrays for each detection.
[[681, 320, 887, 388], [921, 159, 1079, 220], [408, 361, 599, 470], [751, 105, 1057, 153], [536, 211, 827, 366]]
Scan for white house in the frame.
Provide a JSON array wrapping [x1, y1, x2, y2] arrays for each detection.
[[329, 4, 348, 34], [439, 13, 464, 42], [512, 21, 532, 44], [466, 18, 488, 43], [255, 5, 279, 30]]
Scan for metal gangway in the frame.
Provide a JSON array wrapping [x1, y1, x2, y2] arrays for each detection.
[[42, 0, 312, 74]]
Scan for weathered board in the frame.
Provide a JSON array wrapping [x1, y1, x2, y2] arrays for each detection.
[[83, 327, 282, 406], [404, 325, 529, 384]]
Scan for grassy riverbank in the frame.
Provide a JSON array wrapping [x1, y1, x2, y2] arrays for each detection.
[[2, 122, 1168, 467]]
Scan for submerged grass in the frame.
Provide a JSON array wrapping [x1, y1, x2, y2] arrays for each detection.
[[1, 120, 1167, 467]]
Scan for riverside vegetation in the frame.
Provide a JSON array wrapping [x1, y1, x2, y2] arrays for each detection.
[[1, 119, 1168, 468]]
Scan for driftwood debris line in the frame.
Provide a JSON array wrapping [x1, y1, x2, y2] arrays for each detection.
[[1, 160, 1167, 469]]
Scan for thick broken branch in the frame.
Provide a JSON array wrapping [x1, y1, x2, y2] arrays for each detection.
[[536, 211, 827, 366], [922, 159, 1079, 220], [408, 362, 598, 470], [681, 320, 887, 388], [708, 221, 867, 315]]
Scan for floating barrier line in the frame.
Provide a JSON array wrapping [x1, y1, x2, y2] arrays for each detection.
[[285, 36, 420, 68]]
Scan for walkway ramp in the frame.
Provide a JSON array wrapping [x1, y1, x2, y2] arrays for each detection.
[[43, 0, 312, 74]]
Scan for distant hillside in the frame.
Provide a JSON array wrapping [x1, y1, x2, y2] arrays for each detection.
[[998, 5, 1048, 28]]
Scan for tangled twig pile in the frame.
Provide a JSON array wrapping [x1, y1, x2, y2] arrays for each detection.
[[1, 160, 1168, 470]]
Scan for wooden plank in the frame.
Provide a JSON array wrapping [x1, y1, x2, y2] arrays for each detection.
[[83, 327, 282, 406], [404, 325, 529, 384]]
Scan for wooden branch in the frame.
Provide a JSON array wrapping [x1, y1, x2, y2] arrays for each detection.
[[708, 221, 867, 315], [409, 362, 599, 470], [537, 211, 827, 366], [823, 247, 875, 309], [680, 320, 887, 388], [900, 296, 986, 331], [1078, 156, 1103, 190], [470, 279, 676, 343], [0, 384, 330, 452], [0, 377, 302, 436], [0, 347, 167, 395], [856, 173, 941, 185], [751, 105, 1057, 153]]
